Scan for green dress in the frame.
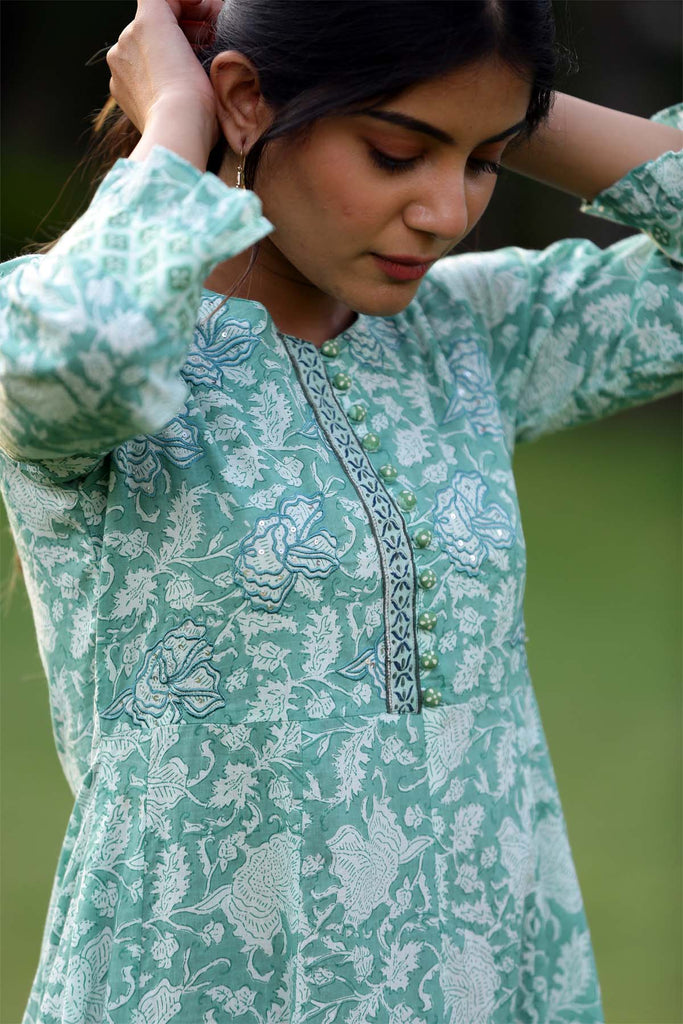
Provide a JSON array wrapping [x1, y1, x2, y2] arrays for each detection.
[[1, 105, 681, 1024]]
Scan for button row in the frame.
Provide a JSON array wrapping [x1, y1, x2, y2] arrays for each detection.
[[324, 343, 442, 708]]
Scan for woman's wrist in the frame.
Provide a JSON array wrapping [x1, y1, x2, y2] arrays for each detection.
[[503, 93, 683, 200], [129, 99, 218, 172]]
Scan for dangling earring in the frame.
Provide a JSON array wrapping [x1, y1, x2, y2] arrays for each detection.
[[235, 146, 246, 189]]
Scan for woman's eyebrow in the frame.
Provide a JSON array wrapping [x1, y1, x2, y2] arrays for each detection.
[[356, 109, 527, 146]]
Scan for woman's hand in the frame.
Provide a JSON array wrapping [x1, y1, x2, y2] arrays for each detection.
[[107, 0, 224, 159]]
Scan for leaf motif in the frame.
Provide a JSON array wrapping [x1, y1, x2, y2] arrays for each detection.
[[206, 530, 225, 555], [316, 734, 331, 759], [159, 482, 207, 563], [261, 721, 300, 763], [213, 570, 234, 589], [495, 724, 517, 798], [212, 413, 243, 442], [451, 803, 486, 854], [279, 456, 303, 485], [245, 640, 289, 673], [130, 979, 183, 1024], [293, 574, 322, 602], [220, 441, 266, 488], [332, 726, 373, 808], [400, 835, 433, 862], [151, 843, 191, 916], [383, 939, 422, 991], [197, 837, 212, 879], [250, 381, 292, 448], [33, 543, 75, 570], [549, 929, 593, 1013], [301, 607, 341, 678], [305, 772, 322, 800], [111, 568, 158, 620]]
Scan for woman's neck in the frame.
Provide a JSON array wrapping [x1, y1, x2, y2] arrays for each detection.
[[203, 239, 357, 346]]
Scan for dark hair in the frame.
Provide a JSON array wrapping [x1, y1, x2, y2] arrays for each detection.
[[32, 0, 558, 253], [200, 0, 558, 189]]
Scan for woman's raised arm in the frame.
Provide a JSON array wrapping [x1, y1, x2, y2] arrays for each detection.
[[108, 0, 223, 171], [0, 0, 272, 474], [503, 92, 683, 200]]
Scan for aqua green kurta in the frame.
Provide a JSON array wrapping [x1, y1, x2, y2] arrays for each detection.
[[1, 105, 681, 1024]]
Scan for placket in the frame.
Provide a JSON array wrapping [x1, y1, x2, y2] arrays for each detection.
[[281, 331, 445, 717]]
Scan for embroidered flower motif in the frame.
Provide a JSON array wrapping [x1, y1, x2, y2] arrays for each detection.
[[182, 316, 262, 387], [443, 339, 503, 438], [101, 619, 223, 724], [113, 414, 204, 496], [234, 494, 339, 612], [432, 471, 515, 575]]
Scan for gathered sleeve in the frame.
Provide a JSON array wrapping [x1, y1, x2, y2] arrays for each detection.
[[422, 104, 683, 447], [0, 145, 272, 476]]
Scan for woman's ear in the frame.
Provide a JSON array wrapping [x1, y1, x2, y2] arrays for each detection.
[[210, 50, 273, 154]]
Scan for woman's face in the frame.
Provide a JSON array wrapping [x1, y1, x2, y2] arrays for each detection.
[[249, 55, 532, 318]]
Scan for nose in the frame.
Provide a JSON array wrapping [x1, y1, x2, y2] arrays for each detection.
[[402, 175, 469, 243]]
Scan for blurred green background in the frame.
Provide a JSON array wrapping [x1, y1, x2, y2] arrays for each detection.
[[1, 2, 681, 1022]]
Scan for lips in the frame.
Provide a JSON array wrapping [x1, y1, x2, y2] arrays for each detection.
[[371, 253, 436, 282], [375, 254, 437, 266]]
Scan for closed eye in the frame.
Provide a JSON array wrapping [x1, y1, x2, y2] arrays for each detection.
[[369, 146, 502, 178], [467, 158, 502, 177], [368, 146, 422, 174]]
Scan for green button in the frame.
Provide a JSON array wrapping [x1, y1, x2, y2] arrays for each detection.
[[423, 687, 443, 708], [414, 528, 432, 549], [379, 464, 398, 482], [420, 651, 439, 671], [418, 569, 437, 590], [321, 339, 340, 358], [418, 611, 437, 631], [332, 372, 352, 391], [397, 489, 417, 511], [361, 432, 381, 453], [348, 404, 366, 422]]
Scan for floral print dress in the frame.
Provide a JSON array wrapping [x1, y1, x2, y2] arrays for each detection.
[[0, 105, 681, 1024]]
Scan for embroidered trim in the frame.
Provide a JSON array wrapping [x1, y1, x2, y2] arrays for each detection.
[[281, 334, 421, 714]]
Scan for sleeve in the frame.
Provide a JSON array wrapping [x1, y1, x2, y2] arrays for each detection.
[[0, 144, 273, 474], [424, 105, 683, 447]]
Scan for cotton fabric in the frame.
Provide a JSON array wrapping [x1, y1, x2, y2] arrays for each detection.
[[1, 105, 681, 1024]]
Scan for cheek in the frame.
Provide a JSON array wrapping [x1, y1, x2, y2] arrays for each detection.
[[296, 142, 387, 234]]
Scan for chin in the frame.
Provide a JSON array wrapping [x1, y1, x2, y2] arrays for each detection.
[[344, 278, 423, 318]]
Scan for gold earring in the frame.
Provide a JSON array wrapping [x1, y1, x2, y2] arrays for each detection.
[[235, 147, 245, 189]]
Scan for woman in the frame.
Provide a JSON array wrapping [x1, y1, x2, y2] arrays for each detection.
[[0, 0, 680, 1021]]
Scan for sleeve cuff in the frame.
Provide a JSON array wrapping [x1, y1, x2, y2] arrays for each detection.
[[89, 143, 274, 265], [581, 104, 683, 263]]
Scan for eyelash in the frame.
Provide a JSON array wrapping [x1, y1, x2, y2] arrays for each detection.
[[368, 147, 501, 178]]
